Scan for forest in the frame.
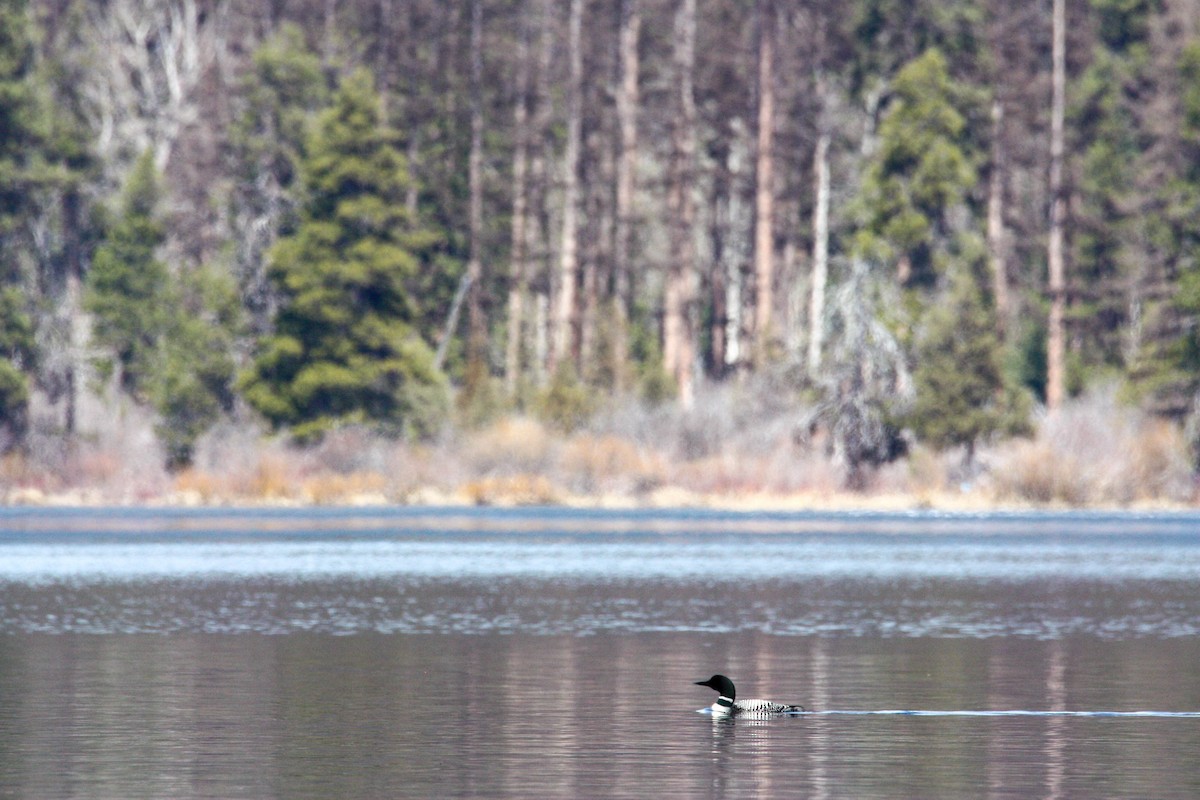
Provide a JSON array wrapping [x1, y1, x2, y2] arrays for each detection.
[[2, 0, 1200, 506]]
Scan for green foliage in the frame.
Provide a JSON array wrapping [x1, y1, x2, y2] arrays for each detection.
[[85, 151, 170, 398], [1090, 0, 1155, 52], [0, 285, 34, 449], [456, 358, 507, 429], [626, 310, 675, 405], [1069, 8, 1159, 377], [1009, 317, 1048, 403], [535, 362, 596, 433], [1131, 38, 1200, 415], [850, 0, 985, 94], [907, 269, 1031, 460], [85, 152, 239, 466], [242, 68, 449, 440], [854, 48, 983, 287], [150, 266, 240, 470], [0, 0, 37, 235], [229, 23, 328, 327], [235, 23, 327, 155], [0, 0, 38, 449]]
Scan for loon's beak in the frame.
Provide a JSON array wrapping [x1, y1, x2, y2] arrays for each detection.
[[694, 679, 709, 686]]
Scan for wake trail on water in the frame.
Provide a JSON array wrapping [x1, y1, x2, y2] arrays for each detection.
[[699, 709, 1200, 718]]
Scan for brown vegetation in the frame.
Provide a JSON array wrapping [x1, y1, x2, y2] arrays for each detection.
[[4, 384, 1195, 510]]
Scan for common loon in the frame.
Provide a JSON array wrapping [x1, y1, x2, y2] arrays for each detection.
[[694, 674, 805, 716]]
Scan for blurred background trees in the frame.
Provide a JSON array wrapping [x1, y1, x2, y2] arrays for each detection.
[[2, 0, 1200, 485]]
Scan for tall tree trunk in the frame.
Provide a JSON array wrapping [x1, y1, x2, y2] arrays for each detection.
[[808, 76, 831, 376], [552, 0, 583, 373], [707, 140, 733, 379], [753, 0, 775, 369], [578, 124, 609, 376], [376, 0, 394, 116], [506, 2, 533, 396], [665, 0, 697, 409], [612, 0, 640, 392], [403, 3, 424, 225], [1047, 0, 1067, 410], [987, 98, 1009, 335], [528, 0, 554, 386], [466, 0, 486, 364]]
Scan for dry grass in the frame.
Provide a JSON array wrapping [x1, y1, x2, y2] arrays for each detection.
[[462, 416, 556, 475], [985, 388, 1195, 506], [560, 433, 666, 494], [462, 474, 560, 506], [6, 380, 1199, 509]]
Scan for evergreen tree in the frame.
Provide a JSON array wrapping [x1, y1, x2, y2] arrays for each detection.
[[228, 23, 328, 333], [0, 0, 37, 448], [907, 266, 1031, 464], [1069, 0, 1163, 378], [0, 285, 34, 450], [1131, 40, 1200, 420], [85, 150, 170, 399], [854, 48, 984, 289], [242, 68, 448, 440], [0, 0, 37, 232], [85, 150, 238, 468], [151, 266, 240, 470]]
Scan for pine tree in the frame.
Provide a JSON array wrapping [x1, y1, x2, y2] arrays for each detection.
[[907, 266, 1030, 464], [1130, 40, 1200, 420], [151, 266, 240, 470], [0, 0, 37, 448], [85, 150, 170, 399], [854, 48, 983, 289], [242, 68, 448, 441], [0, 286, 34, 450], [1069, 0, 1161, 379], [228, 23, 328, 334], [0, 0, 37, 232]]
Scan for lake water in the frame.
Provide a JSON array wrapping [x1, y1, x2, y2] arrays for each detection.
[[1, 507, 1199, 799]]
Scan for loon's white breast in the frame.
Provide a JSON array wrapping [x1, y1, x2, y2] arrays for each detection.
[[694, 674, 805, 716]]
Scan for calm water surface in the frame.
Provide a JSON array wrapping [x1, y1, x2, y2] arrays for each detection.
[[1, 507, 1200, 799]]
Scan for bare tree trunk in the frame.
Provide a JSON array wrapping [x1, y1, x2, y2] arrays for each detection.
[[528, 0, 554, 386], [578, 124, 608, 375], [987, 98, 1009, 335], [612, 0, 640, 393], [665, 0, 697, 409], [506, 3, 533, 397], [376, 0, 394, 116], [552, 0, 583, 373], [403, 3, 423, 223], [1047, 0, 1067, 411], [466, 0, 486, 365], [753, 0, 775, 369], [808, 78, 831, 376], [323, 0, 337, 65], [708, 196, 728, 378], [706, 138, 735, 379]]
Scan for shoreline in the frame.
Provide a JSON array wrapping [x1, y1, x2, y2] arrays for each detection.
[[3, 484, 1197, 514]]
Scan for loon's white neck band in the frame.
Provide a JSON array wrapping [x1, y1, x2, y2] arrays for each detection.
[[716, 695, 734, 708]]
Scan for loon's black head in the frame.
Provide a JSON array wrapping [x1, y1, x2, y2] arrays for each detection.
[[695, 674, 737, 701]]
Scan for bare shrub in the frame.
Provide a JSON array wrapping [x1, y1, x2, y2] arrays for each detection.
[[987, 387, 1194, 505], [560, 433, 666, 495], [462, 474, 560, 506], [987, 440, 1088, 505], [589, 371, 813, 466], [302, 471, 387, 504], [462, 416, 556, 476]]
